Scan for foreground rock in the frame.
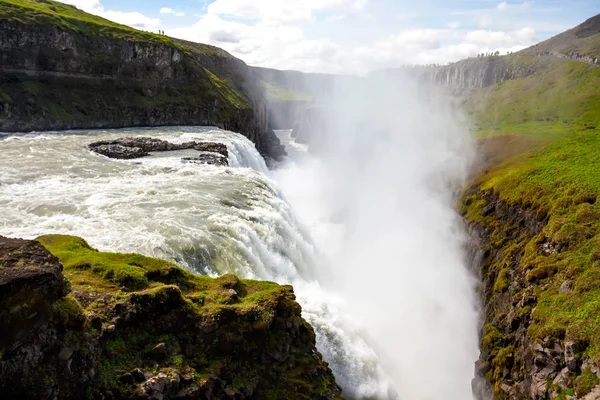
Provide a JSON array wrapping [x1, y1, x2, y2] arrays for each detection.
[[0, 235, 342, 399], [89, 137, 229, 166], [0, 236, 70, 348]]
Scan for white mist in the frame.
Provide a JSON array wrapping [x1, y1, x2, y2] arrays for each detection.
[[274, 72, 480, 399]]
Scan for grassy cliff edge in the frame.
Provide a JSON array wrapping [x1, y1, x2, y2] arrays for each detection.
[[0, 234, 342, 400], [459, 18, 600, 399]]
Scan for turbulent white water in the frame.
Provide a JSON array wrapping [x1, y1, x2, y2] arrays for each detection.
[[0, 126, 393, 399], [273, 73, 480, 400]]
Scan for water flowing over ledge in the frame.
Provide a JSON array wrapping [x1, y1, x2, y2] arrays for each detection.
[[0, 126, 393, 399]]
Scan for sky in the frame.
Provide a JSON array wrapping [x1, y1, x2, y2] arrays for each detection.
[[59, 0, 599, 74]]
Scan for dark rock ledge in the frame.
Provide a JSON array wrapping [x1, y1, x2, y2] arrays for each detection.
[[0, 234, 343, 399], [89, 137, 229, 166]]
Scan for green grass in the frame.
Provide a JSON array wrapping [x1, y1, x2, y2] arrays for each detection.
[[262, 81, 313, 102], [205, 69, 250, 109], [28, 235, 339, 399], [460, 49, 600, 397], [466, 129, 600, 352], [0, 0, 174, 45], [36, 234, 284, 315], [467, 58, 600, 138]]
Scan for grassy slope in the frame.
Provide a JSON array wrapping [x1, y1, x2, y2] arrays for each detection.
[[262, 81, 313, 102], [35, 235, 340, 399], [461, 30, 600, 397], [468, 56, 600, 138], [0, 0, 173, 45]]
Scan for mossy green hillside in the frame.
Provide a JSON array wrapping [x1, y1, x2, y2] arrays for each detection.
[[33, 235, 341, 399], [0, 0, 173, 45], [467, 56, 600, 139], [462, 82, 600, 398], [462, 130, 600, 392], [458, 24, 600, 395], [37, 234, 289, 321], [262, 81, 314, 102], [206, 69, 251, 110]]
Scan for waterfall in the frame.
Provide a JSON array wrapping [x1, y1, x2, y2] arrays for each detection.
[[0, 126, 394, 399]]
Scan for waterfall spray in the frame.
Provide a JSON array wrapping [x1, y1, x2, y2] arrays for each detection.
[[273, 71, 480, 399]]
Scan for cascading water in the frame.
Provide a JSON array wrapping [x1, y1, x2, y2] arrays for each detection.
[[272, 74, 481, 400], [0, 126, 393, 399], [1, 71, 480, 399]]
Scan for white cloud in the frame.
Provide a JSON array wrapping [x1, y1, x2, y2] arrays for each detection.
[[59, 0, 159, 31], [465, 27, 536, 47], [343, 24, 539, 73], [59, 0, 546, 74], [395, 12, 418, 22], [160, 7, 185, 17], [325, 14, 347, 22], [207, 0, 370, 25], [168, 0, 372, 73]]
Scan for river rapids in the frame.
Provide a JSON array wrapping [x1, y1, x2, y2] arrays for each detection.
[[0, 126, 395, 399]]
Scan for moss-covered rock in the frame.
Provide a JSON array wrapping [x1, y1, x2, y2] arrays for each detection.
[[0, 234, 342, 400], [462, 133, 600, 399]]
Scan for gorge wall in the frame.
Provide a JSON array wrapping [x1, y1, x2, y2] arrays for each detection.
[[0, 1, 282, 157], [372, 57, 535, 91], [461, 184, 600, 400]]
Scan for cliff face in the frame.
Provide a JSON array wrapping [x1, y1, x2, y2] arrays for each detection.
[[0, 235, 342, 400], [372, 57, 534, 91], [461, 175, 600, 400], [426, 58, 532, 89], [0, 1, 278, 157]]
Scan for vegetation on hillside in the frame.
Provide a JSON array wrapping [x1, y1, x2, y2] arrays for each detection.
[[262, 81, 314, 102], [0, 0, 258, 134], [0, 0, 173, 44], [467, 58, 600, 139], [26, 234, 341, 399], [460, 19, 600, 397]]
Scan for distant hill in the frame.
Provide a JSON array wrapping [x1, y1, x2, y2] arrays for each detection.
[[521, 13, 600, 63]]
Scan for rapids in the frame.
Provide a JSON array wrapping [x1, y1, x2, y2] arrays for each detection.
[[0, 126, 393, 399]]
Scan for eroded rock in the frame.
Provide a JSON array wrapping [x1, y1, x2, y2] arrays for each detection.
[[89, 137, 229, 166], [0, 236, 69, 347], [0, 235, 342, 399]]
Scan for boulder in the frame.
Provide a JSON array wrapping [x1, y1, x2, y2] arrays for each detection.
[[0, 236, 69, 347], [559, 280, 574, 293], [182, 153, 228, 167], [90, 143, 149, 159], [89, 137, 229, 163], [193, 142, 229, 158]]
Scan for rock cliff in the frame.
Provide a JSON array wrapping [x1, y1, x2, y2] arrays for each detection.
[[372, 57, 534, 91], [0, 234, 342, 400], [460, 134, 600, 400], [0, 0, 283, 159]]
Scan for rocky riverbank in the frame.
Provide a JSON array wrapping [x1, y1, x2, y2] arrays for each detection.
[[0, 235, 342, 400]]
